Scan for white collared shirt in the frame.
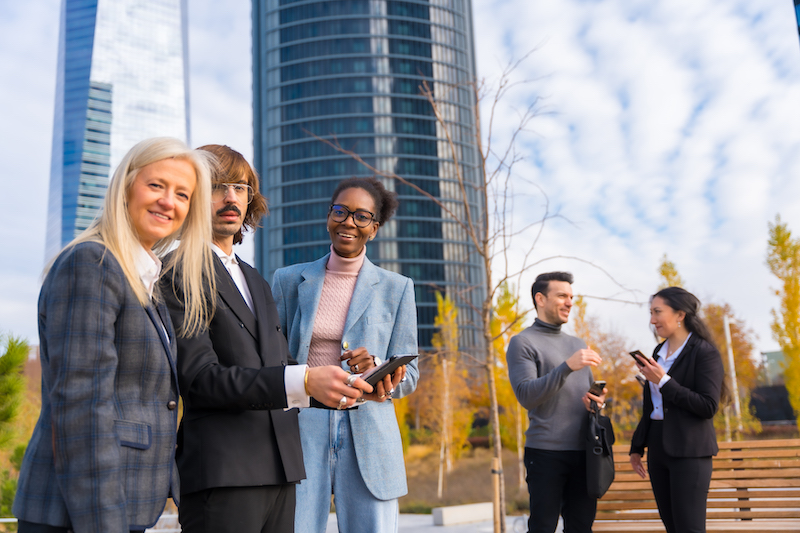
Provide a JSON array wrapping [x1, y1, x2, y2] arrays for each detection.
[[210, 244, 309, 408], [211, 244, 255, 313], [135, 245, 168, 340], [135, 245, 162, 299], [649, 332, 692, 420]]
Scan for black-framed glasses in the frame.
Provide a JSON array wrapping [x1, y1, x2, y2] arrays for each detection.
[[212, 182, 254, 204], [329, 204, 375, 227]]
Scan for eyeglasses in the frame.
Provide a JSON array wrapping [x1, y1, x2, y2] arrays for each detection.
[[212, 182, 254, 204], [329, 204, 375, 228]]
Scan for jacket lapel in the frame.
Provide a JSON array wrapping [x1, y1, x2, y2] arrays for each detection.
[[213, 257, 258, 340], [343, 257, 378, 335], [145, 302, 180, 393], [239, 258, 272, 366], [297, 255, 328, 361]]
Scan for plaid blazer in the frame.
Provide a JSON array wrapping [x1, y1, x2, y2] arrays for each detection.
[[13, 242, 180, 532]]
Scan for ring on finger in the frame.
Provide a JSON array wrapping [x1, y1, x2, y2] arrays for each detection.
[[354, 364, 359, 372], [379, 394, 386, 399], [338, 395, 347, 409], [346, 374, 358, 387]]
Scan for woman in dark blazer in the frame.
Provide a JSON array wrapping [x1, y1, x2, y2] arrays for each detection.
[[629, 287, 726, 533], [14, 138, 217, 533]]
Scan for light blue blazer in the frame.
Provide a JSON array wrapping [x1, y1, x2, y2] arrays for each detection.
[[272, 253, 419, 500]]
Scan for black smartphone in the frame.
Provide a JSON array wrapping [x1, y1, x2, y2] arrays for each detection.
[[362, 354, 418, 387], [588, 380, 606, 396], [629, 350, 650, 365]]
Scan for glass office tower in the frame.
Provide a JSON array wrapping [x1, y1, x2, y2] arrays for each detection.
[[45, 0, 190, 261], [253, 0, 485, 350]]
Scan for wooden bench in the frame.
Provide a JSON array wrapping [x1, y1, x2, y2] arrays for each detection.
[[593, 438, 800, 532]]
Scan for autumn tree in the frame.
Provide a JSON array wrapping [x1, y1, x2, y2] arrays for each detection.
[[658, 254, 685, 290], [767, 215, 800, 425], [571, 297, 642, 432], [408, 292, 474, 498], [656, 256, 762, 436], [490, 282, 527, 489]]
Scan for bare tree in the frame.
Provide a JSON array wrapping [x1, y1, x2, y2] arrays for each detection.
[[312, 53, 634, 532]]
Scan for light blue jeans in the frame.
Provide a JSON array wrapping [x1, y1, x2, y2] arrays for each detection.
[[295, 408, 399, 533]]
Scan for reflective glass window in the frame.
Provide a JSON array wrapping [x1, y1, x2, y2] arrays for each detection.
[[280, 0, 370, 23], [283, 201, 329, 223], [282, 179, 341, 202], [388, 19, 431, 39], [282, 77, 373, 101], [282, 137, 375, 161], [280, 19, 371, 43], [281, 38, 370, 62], [387, 1, 431, 20], [282, 97, 374, 121], [389, 58, 433, 77], [403, 262, 445, 281], [398, 220, 442, 239], [282, 57, 377, 82], [280, 158, 375, 181], [283, 244, 330, 265], [283, 223, 328, 244], [282, 117, 374, 141], [389, 39, 432, 58], [399, 241, 444, 260]]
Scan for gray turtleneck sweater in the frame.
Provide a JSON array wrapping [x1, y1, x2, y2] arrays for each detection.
[[506, 318, 593, 451]]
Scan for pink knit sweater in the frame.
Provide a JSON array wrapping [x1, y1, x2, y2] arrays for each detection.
[[306, 246, 366, 368]]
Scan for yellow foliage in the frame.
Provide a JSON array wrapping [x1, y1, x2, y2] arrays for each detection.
[[658, 254, 685, 290], [491, 282, 526, 450], [408, 293, 474, 462], [767, 216, 800, 425]]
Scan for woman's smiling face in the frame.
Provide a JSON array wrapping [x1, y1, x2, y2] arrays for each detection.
[[327, 186, 379, 258]]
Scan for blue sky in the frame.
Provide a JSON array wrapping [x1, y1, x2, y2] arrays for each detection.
[[1, 0, 800, 360]]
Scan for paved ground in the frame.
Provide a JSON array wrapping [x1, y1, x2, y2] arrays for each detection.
[[324, 513, 564, 532]]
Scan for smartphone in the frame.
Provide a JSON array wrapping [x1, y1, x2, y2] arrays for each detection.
[[588, 380, 606, 396], [629, 350, 651, 365], [362, 354, 419, 387], [634, 373, 646, 386]]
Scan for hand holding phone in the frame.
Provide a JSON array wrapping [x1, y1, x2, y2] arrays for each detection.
[[588, 380, 606, 396], [629, 350, 651, 366]]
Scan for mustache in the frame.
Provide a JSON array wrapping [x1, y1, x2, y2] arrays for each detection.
[[216, 205, 242, 217]]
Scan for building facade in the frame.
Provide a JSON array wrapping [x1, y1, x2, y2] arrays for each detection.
[[252, 0, 486, 350], [45, 0, 190, 261]]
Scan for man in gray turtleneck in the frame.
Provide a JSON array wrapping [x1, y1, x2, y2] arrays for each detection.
[[506, 272, 607, 533]]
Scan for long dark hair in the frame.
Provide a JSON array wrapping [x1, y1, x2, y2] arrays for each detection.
[[652, 286, 730, 403]]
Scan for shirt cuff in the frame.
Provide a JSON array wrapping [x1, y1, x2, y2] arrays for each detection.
[[285, 364, 310, 409], [657, 375, 671, 389]]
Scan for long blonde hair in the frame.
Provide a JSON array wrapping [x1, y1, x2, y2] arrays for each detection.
[[55, 137, 217, 336]]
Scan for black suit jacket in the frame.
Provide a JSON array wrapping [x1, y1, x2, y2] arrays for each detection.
[[630, 334, 724, 458], [162, 255, 304, 495]]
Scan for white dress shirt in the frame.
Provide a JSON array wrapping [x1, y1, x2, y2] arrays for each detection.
[[211, 244, 309, 408], [135, 245, 168, 341], [649, 332, 692, 420]]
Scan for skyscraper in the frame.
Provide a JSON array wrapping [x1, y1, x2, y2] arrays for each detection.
[[253, 0, 485, 350], [45, 0, 190, 261]]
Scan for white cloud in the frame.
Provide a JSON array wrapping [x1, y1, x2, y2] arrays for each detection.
[[1, 0, 799, 358]]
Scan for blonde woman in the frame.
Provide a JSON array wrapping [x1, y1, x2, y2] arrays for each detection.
[[14, 138, 216, 533]]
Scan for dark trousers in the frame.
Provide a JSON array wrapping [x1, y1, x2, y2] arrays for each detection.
[[647, 420, 712, 533], [178, 484, 296, 533], [18, 521, 143, 533], [524, 448, 596, 533]]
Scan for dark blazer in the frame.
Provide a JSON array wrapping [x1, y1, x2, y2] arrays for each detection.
[[14, 242, 180, 532], [162, 255, 304, 495], [630, 334, 724, 458]]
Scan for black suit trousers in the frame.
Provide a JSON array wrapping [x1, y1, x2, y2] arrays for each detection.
[[179, 484, 296, 533], [647, 420, 712, 533], [524, 448, 596, 533]]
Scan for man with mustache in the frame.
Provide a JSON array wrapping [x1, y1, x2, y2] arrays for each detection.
[[161, 145, 371, 533]]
